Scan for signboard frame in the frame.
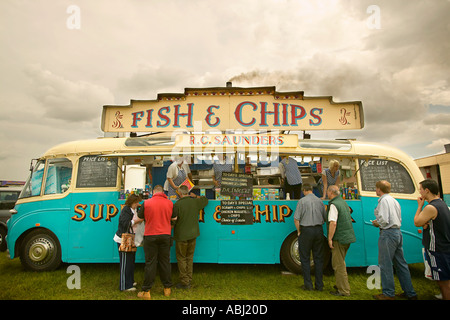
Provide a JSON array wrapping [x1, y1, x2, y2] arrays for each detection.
[[102, 86, 364, 133]]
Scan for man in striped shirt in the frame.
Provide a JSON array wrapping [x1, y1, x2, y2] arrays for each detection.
[[415, 179, 450, 300]]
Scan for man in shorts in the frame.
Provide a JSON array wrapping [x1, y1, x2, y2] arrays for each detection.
[[414, 179, 450, 300]]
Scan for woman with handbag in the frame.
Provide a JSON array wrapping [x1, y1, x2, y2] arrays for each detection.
[[113, 194, 143, 291]]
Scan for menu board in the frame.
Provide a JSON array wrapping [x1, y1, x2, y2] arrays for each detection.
[[220, 172, 253, 197], [76, 156, 118, 188], [220, 200, 254, 225], [359, 159, 415, 194]]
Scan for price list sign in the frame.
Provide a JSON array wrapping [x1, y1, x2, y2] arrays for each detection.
[[220, 172, 253, 197], [358, 159, 415, 194], [220, 200, 254, 225], [76, 155, 118, 188]]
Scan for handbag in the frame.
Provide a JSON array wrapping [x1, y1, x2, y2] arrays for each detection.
[[119, 221, 137, 252]]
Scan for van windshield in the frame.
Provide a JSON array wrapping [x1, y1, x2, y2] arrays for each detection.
[[19, 158, 73, 198], [19, 160, 45, 199]]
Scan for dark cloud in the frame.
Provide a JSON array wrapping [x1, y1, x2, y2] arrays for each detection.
[[226, 1, 450, 157], [1, 0, 449, 180], [24, 64, 113, 123]]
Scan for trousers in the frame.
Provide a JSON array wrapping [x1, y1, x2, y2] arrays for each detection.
[[331, 240, 351, 296], [175, 238, 197, 286], [142, 234, 173, 291], [285, 182, 302, 200], [298, 225, 324, 290], [117, 243, 135, 291], [378, 228, 416, 297]]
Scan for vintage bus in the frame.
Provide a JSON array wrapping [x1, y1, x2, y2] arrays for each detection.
[[6, 133, 425, 272]]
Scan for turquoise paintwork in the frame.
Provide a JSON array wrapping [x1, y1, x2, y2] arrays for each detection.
[[7, 192, 424, 267], [444, 194, 450, 207]]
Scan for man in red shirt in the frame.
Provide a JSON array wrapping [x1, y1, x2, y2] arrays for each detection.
[[137, 185, 177, 300]]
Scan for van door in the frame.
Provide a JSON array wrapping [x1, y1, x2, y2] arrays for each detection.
[[358, 158, 423, 265]]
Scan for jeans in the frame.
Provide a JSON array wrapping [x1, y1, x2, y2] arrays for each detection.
[[142, 234, 173, 291], [378, 228, 416, 297], [298, 225, 324, 290]]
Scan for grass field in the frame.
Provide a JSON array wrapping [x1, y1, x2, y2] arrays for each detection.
[[0, 251, 442, 301]]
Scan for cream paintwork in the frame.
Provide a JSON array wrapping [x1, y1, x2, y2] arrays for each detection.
[[101, 86, 364, 133], [30, 134, 424, 203]]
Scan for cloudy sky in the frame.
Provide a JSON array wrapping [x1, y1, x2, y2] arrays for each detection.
[[1, 0, 449, 180]]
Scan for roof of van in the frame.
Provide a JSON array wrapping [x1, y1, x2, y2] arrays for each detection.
[[42, 135, 415, 164]]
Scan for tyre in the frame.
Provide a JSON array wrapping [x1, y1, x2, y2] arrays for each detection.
[[280, 231, 330, 274], [20, 229, 61, 271], [0, 225, 7, 252]]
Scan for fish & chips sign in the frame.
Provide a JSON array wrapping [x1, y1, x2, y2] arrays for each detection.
[[101, 86, 364, 132]]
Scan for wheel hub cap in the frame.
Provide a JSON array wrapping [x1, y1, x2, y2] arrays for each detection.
[[29, 238, 54, 264]]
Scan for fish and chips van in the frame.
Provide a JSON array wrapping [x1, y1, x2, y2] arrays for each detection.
[[6, 85, 425, 273]]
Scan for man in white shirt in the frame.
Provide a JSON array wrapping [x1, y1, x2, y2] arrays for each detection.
[[372, 180, 417, 300]]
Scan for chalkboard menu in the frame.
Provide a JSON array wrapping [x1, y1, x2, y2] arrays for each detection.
[[220, 200, 254, 225], [220, 172, 253, 197], [76, 155, 118, 188], [359, 159, 415, 194]]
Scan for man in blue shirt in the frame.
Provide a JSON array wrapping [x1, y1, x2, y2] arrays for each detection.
[[372, 180, 417, 300], [294, 183, 327, 291]]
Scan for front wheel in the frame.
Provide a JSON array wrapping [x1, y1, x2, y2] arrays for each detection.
[[20, 229, 61, 271], [280, 231, 330, 274]]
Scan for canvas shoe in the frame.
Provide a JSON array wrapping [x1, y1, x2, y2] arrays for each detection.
[[138, 291, 151, 300]]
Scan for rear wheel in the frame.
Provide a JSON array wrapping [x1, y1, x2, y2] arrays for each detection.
[[20, 229, 61, 271], [280, 231, 330, 274]]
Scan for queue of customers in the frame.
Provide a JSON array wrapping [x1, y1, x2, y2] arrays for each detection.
[[114, 179, 450, 300], [114, 184, 208, 300], [294, 179, 450, 300]]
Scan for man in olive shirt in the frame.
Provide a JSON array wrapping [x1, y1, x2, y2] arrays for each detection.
[[327, 185, 356, 297], [173, 185, 209, 289]]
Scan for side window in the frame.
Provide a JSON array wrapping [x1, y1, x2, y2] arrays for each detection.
[[19, 160, 46, 198], [359, 159, 415, 194], [0, 191, 20, 210], [76, 155, 118, 188], [44, 158, 73, 195]]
